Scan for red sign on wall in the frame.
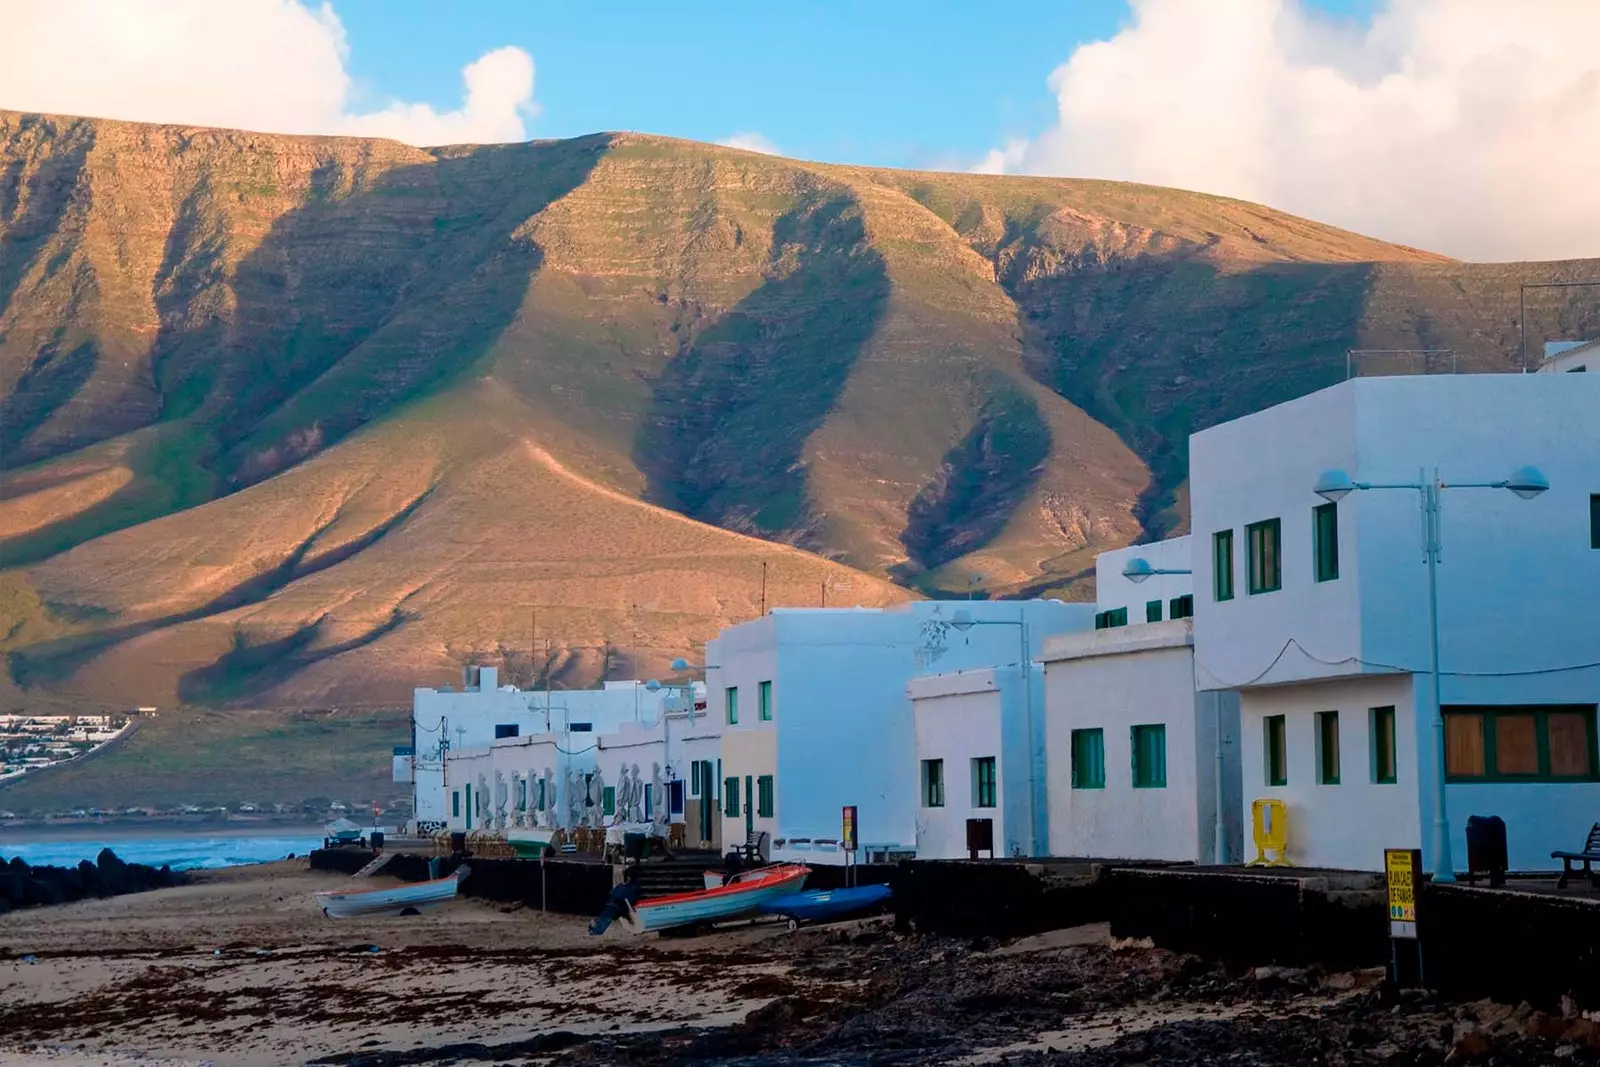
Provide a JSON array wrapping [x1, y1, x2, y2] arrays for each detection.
[[841, 805, 858, 852]]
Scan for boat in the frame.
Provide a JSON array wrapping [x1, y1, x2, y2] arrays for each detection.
[[315, 865, 470, 918], [325, 817, 365, 845], [758, 883, 892, 929], [623, 863, 810, 934]]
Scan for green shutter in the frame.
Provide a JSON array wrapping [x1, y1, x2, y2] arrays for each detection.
[[1314, 502, 1340, 582], [603, 786, 616, 816], [726, 687, 739, 724], [1266, 716, 1288, 786], [724, 776, 739, 817], [757, 775, 774, 817], [1316, 711, 1341, 784], [1371, 706, 1397, 784], [1146, 599, 1162, 623], [1071, 729, 1105, 789], [1213, 530, 1234, 601], [1246, 519, 1281, 594], [1132, 725, 1167, 788], [758, 680, 773, 721]]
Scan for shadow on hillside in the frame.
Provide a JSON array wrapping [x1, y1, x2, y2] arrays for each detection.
[[7, 135, 610, 566], [632, 192, 889, 540]]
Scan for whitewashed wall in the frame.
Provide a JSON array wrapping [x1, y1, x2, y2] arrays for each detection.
[[1095, 537, 1194, 621], [909, 669, 1009, 859]]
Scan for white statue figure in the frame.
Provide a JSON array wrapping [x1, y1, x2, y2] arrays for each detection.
[[614, 765, 632, 824], [567, 768, 585, 828], [536, 767, 554, 829], [589, 769, 606, 825], [651, 761, 668, 833], [627, 762, 646, 822], [477, 772, 490, 825], [493, 770, 509, 830], [511, 772, 526, 828]]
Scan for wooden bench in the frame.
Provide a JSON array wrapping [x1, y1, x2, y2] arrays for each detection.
[[1551, 823, 1600, 888]]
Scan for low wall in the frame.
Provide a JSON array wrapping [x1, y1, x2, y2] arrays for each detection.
[[892, 860, 1105, 939], [1421, 885, 1600, 1007], [309, 850, 614, 916]]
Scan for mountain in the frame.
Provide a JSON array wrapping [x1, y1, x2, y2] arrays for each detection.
[[4, 109, 1599, 716]]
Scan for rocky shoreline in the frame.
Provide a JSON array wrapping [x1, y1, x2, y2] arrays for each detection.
[[0, 848, 184, 913]]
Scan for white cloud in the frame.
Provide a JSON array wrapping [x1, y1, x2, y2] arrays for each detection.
[[0, 0, 537, 146], [721, 131, 780, 156], [981, 0, 1600, 261]]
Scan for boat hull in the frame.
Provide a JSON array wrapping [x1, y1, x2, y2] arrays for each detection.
[[627, 864, 810, 933], [315, 866, 469, 919], [757, 884, 891, 924]]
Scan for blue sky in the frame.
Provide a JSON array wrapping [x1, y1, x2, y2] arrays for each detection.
[[335, 0, 1377, 170]]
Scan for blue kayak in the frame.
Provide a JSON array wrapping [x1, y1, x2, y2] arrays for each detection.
[[758, 883, 892, 925]]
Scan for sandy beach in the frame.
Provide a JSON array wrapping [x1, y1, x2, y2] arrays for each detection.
[[0, 860, 1589, 1066]]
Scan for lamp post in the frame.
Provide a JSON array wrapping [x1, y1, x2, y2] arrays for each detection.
[[1126, 558, 1230, 864], [1314, 465, 1549, 883], [949, 608, 1039, 856]]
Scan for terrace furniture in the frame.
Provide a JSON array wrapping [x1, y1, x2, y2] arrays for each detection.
[[1551, 823, 1600, 889]]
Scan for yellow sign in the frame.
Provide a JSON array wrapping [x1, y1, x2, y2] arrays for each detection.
[[1385, 848, 1421, 937]]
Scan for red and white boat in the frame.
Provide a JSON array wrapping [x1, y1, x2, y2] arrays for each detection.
[[623, 863, 810, 934]]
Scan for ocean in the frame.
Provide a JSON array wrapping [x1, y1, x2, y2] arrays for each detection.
[[0, 832, 324, 871]]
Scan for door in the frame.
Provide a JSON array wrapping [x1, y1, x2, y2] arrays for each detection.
[[744, 775, 754, 840], [698, 760, 715, 844], [464, 783, 472, 830]]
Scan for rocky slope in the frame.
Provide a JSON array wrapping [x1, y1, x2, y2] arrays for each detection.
[[3, 109, 1598, 711]]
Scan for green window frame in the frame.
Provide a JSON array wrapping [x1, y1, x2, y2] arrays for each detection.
[[1094, 607, 1129, 630], [1146, 599, 1163, 623], [756, 775, 774, 818], [1371, 705, 1398, 784], [452, 791, 460, 818], [1591, 494, 1600, 550], [1213, 530, 1235, 601], [1265, 715, 1288, 786], [921, 759, 945, 807], [1313, 502, 1339, 582], [1071, 728, 1105, 789], [1316, 711, 1341, 784], [723, 776, 740, 816], [758, 680, 773, 721], [691, 761, 702, 796], [726, 686, 739, 725], [973, 757, 997, 809], [603, 786, 616, 816], [1169, 594, 1194, 620], [1444, 705, 1600, 782], [1131, 724, 1167, 788], [1246, 518, 1282, 594]]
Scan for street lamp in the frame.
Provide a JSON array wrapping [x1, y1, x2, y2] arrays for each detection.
[[1122, 558, 1192, 583], [1313, 465, 1549, 883], [949, 608, 1041, 856]]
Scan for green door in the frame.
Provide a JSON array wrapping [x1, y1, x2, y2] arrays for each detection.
[[744, 775, 754, 839], [699, 760, 715, 843], [464, 783, 472, 830]]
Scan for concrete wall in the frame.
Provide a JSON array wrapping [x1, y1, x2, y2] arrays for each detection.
[[1095, 536, 1194, 621], [909, 669, 1009, 859], [1042, 622, 1240, 863]]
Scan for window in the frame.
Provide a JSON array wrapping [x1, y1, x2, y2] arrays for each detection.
[[1371, 706, 1397, 784], [758, 680, 773, 721], [724, 776, 740, 816], [1146, 600, 1163, 623], [1246, 518, 1282, 594], [1169, 594, 1194, 620], [603, 786, 616, 817], [1444, 706, 1599, 782], [1094, 607, 1129, 630], [757, 775, 774, 818], [1316, 711, 1340, 784], [691, 761, 702, 796], [1131, 724, 1167, 788], [1591, 495, 1600, 550], [1213, 530, 1235, 601], [1071, 729, 1105, 789], [569, 722, 592, 732], [921, 759, 945, 807], [726, 686, 739, 725], [452, 791, 460, 818], [972, 757, 997, 808], [494, 723, 519, 739], [1265, 715, 1288, 786], [1313, 502, 1339, 582]]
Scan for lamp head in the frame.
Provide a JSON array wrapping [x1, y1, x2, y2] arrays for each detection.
[[669, 657, 690, 672], [1313, 469, 1357, 502], [644, 679, 661, 693], [1506, 465, 1549, 500], [949, 608, 976, 632], [1122, 557, 1156, 584]]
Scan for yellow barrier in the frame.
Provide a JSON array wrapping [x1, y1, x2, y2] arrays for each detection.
[[1248, 798, 1290, 866]]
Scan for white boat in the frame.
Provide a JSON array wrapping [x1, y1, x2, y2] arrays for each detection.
[[315, 865, 470, 918], [623, 863, 810, 934], [325, 817, 364, 843]]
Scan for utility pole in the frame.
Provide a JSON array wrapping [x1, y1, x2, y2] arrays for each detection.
[[759, 561, 768, 616], [529, 608, 537, 690]]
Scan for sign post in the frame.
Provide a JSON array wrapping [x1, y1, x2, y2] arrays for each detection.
[[842, 805, 858, 888], [1385, 847, 1424, 986]]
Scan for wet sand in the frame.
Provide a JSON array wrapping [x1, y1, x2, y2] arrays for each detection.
[[1, 860, 1594, 1066]]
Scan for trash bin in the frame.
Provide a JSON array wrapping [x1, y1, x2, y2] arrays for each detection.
[[450, 831, 467, 855], [370, 830, 384, 852], [1465, 814, 1507, 886]]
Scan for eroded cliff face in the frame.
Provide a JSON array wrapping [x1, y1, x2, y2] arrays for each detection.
[[3, 110, 1597, 711]]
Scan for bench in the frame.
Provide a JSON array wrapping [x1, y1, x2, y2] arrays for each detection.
[[1551, 823, 1600, 888], [738, 829, 769, 863]]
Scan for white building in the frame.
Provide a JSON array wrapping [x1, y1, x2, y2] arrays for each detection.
[[908, 666, 1025, 860], [1190, 373, 1600, 873], [1540, 339, 1597, 375], [707, 601, 1094, 864], [1038, 539, 1243, 865]]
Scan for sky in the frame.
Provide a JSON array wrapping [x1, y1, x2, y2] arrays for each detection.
[[3, 0, 1597, 262]]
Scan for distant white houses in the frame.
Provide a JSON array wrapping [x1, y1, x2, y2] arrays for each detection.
[[1040, 539, 1244, 866], [710, 601, 1094, 865], [1190, 372, 1600, 873], [1540, 339, 1597, 374]]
